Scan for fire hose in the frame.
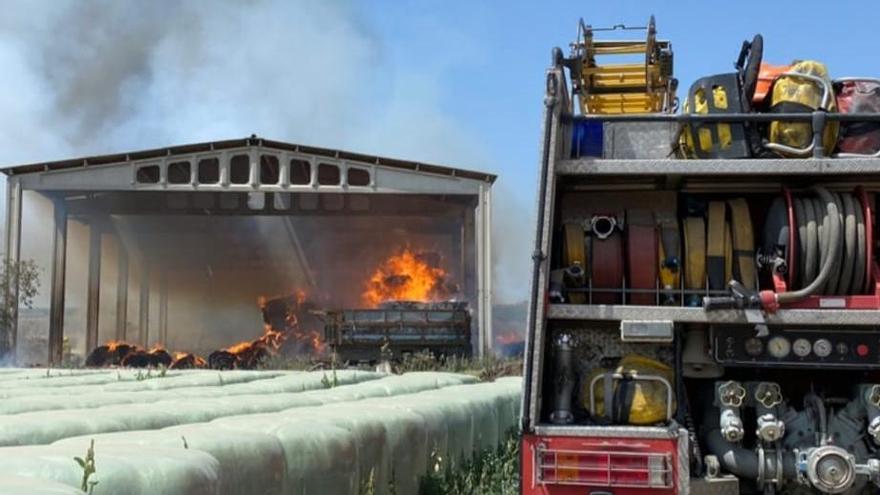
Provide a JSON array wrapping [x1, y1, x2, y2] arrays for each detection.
[[627, 210, 659, 305], [704, 186, 843, 311]]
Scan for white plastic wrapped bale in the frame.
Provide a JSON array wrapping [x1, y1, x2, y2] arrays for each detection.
[[308, 372, 477, 403], [0, 475, 86, 495], [52, 425, 286, 495], [0, 371, 380, 415], [0, 444, 220, 495], [0, 392, 324, 446], [0, 370, 287, 400], [0, 369, 186, 390], [280, 407, 427, 494], [206, 375, 520, 495]]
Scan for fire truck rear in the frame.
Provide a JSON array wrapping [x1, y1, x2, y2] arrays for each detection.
[[521, 17, 880, 495]]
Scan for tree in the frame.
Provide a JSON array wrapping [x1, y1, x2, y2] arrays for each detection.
[[0, 258, 40, 357]]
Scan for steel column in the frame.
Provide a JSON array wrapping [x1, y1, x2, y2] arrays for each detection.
[[2, 179, 22, 358], [138, 261, 150, 347], [475, 187, 486, 356], [462, 204, 477, 354], [49, 197, 68, 365], [115, 240, 129, 341], [85, 223, 102, 353], [483, 185, 493, 354], [158, 270, 168, 345]]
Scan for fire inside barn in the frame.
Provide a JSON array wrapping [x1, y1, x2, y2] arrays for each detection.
[[2, 137, 494, 366]]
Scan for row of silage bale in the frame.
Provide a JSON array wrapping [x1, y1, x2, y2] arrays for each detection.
[[225, 376, 523, 494], [0, 373, 521, 495], [0, 444, 222, 495], [0, 369, 294, 399], [0, 475, 86, 495], [0, 370, 383, 415], [0, 372, 473, 447]]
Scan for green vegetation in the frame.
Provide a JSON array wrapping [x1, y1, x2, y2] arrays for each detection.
[[419, 431, 520, 495], [0, 258, 40, 356], [73, 439, 98, 494], [395, 350, 522, 382]]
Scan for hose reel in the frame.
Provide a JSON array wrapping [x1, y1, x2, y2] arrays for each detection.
[[704, 186, 877, 312]]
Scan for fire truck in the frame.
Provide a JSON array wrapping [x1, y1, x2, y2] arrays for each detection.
[[520, 17, 880, 495]]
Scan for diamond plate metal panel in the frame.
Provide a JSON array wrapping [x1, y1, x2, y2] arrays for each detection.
[[603, 122, 681, 160], [548, 304, 880, 326], [557, 157, 880, 176]]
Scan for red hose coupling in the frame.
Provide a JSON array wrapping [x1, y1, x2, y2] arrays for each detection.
[[759, 290, 780, 313]]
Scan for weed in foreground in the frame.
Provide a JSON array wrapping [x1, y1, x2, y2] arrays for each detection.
[[419, 430, 520, 495], [73, 439, 98, 494]]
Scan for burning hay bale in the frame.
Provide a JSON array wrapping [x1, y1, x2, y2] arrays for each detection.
[[86, 289, 325, 370], [84, 342, 137, 367], [87, 344, 176, 368], [362, 247, 459, 307], [207, 350, 237, 370], [169, 352, 207, 370]]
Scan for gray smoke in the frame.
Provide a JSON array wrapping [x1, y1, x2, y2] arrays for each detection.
[[0, 0, 530, 339]]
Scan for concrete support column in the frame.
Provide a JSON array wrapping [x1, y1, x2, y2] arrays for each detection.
[[115, 241, 129, 341], [85, 222, 102, 353], [49, 197, 68, 365], [138, 261, 150, 347], [2, 179, 22, 358], [158, 270, 168, 345]]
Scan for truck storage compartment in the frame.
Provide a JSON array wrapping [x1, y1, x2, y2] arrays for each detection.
[[550, 187, 880, 312]]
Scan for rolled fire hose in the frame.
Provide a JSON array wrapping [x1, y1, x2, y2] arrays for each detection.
[[705, 186, 844, 311], [706, 202, 728, 291], [683, 217, 707, 307], [627, 209, 659, 305], [727, 198, 757, 291], [657, 212, 681, 305], [590, 220, 625, 304]]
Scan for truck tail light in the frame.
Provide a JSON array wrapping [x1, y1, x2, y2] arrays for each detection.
[[537, 446, 673, 488]]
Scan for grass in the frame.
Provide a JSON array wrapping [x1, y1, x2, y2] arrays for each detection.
[[395, 350, 522, 382], [419, 431, 520, 495], [354, 431, 521, 495], [261, 349, 522, 383]]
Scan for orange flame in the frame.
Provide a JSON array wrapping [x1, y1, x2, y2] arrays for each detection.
[[362, 247, 453, 307], [91, 287, 325, 369]]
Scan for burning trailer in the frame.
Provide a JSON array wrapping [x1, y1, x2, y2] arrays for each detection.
[[1, 137, 495, 366], [317, 300, 472, 362]]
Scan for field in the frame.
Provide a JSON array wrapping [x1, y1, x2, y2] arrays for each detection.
[[0, 367, 522, 495]]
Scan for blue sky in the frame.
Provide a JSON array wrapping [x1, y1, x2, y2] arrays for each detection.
[[357, 0, 880, 190], [2, 0, 879, 304]]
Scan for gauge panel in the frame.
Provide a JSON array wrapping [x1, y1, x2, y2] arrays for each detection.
[[712, 326, 880, 369]]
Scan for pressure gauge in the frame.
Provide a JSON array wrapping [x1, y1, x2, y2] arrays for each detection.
[[744, 337, 764, 357], [767, 336, 791, 358], [793, 338, 812, 358], [813, 338, 833, 358]]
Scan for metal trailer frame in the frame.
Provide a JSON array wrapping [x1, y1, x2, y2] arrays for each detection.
[[1, 137, 495, 363], [521, 54, 880, 493]]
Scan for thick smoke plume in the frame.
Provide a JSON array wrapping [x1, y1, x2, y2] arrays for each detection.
[[0, 0, 531, 360]]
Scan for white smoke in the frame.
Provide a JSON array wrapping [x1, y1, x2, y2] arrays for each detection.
[[0, 0, 530, 312]]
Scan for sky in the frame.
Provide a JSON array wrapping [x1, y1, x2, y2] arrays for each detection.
[[1, 0, 879, 304]]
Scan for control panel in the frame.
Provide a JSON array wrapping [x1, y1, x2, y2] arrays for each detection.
[[712, 326, 880, 369]]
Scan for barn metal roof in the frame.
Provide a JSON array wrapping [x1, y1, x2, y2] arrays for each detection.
[[0, 136, 497, 183]]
